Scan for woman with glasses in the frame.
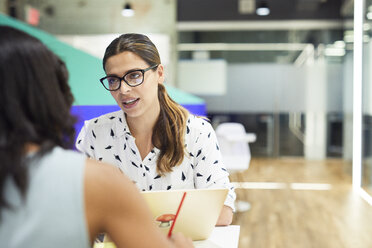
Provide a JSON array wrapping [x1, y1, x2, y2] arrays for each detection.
[[76, 33, 235, 225], [0, 26, 193, 248]]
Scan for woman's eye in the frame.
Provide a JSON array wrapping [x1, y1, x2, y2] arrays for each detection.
[[128, 71, 141, 79], [107, 77, 118, 84]]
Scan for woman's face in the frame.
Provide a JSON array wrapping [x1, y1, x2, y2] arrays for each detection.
[[104, 51, 164, 120]]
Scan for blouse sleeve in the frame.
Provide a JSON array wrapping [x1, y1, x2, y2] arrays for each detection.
[[75, 120, 95, 159], [192, 121, 236, 211]]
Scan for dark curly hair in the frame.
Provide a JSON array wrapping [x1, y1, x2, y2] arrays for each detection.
[[0, 26, 76, 211]]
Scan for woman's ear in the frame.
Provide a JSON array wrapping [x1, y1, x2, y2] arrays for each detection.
[[157, 64, 165, 84]]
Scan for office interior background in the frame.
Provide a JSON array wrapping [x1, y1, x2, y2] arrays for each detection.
[[2, 0, 372, 247]]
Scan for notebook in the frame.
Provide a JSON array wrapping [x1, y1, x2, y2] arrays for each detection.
[[141, 188, 228, 241]]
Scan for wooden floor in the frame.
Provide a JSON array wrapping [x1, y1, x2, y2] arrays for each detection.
[[230, 158, 372, 248]]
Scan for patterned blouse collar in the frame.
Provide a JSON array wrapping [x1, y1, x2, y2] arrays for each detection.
[[112, 110, 132, 138], [114, 110, 160, 154]]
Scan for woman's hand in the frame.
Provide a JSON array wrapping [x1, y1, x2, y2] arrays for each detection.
[[216, 205, 233, 226], [170, 232, 194, 248]]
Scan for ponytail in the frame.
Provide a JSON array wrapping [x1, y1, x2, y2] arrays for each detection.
[[152, 84, 189, 174]]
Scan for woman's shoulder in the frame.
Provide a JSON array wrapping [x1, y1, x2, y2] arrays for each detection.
[[32, 146, 86, 176], [186, 114, 213, 132]]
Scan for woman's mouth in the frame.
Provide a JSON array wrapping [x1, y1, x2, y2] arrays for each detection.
[[121, 98, 140, 109]]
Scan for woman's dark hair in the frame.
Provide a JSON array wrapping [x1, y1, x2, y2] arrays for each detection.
[[0, 26, 76, 210], [103, 33, 189, 175]]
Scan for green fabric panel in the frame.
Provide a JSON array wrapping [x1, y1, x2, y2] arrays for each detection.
[[0, 14, 204, 105]]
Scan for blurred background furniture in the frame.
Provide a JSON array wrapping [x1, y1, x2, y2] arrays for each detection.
[[216, 122, 257, 212]]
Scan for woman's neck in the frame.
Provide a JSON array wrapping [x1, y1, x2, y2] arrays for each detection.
[[126, 104, 160, 138], [126, 104, 160, 160]]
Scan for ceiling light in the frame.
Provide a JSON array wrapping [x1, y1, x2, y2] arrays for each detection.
[[121, 3, 134, 17], [256, 1, 270, 16]]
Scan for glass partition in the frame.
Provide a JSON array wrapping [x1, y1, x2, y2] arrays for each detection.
[[362, 0, 372, 197]]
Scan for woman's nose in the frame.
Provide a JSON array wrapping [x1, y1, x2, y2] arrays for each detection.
[[119, 79, 131, 93]]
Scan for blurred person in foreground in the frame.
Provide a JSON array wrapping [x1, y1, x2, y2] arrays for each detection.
[[0, 26, 193, 248]]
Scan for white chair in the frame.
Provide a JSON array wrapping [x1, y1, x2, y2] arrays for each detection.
[[215, 122, 257, 212]]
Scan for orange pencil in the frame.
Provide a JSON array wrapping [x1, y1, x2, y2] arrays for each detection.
[[167, 192, 187, 238]]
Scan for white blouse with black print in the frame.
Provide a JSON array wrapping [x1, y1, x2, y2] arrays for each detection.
[[75, 110, 236, 210]]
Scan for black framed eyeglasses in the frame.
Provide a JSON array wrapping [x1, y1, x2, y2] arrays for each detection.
[[100, 64, 159, 91]]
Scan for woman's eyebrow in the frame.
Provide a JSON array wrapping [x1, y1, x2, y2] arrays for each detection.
[[106, 67, 143, 76]]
